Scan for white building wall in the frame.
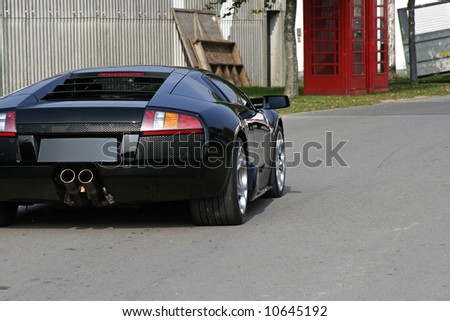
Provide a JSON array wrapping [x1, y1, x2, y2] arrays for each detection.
[[395, 0, 443, 72], [296, 2, 304, 78]]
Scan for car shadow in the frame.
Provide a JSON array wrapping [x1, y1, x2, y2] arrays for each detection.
[[9, 185, 296, 229], [284, 185, 302, 194], [11, 197, 276, 230], [13, 202, 193, 229]]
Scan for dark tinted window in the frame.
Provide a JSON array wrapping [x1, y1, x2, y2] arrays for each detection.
[[205, 75, 250, 107], [172, 75, 226, 102], [42, 73, 167, 101]]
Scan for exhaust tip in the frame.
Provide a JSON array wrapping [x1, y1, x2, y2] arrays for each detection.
[[78, 169, 94, 185], [60, 168, 76, 184]]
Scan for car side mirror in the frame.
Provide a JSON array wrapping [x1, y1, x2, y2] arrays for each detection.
[[263, 95, 290, 109], [250, 96, 290, 109]]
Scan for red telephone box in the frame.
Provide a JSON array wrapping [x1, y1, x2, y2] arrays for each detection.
[[303, 0, 389, 95]]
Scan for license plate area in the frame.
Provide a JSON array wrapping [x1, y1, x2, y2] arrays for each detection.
[[38, 138, 118, 163]]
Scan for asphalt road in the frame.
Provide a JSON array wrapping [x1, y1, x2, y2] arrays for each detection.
[[1, 95, 450, 300]]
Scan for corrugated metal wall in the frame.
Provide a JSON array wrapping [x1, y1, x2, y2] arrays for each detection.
[[216, 0, 283, 86], [0, 0, 283, 95]]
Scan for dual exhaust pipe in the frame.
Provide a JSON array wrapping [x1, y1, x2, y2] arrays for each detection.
[[60, 168, 114, 206]]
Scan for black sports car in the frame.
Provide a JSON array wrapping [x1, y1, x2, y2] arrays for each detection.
[[0, 66, 289, 226]]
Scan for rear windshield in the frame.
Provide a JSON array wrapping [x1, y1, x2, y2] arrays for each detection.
[[42, 72, 168, 101]]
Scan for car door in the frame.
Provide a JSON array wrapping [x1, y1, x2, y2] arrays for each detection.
[[203, 75, 272, 189]]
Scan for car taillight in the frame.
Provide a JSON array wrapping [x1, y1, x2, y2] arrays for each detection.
[[141, 110, 203, 136], [0, 111, 16, 137]]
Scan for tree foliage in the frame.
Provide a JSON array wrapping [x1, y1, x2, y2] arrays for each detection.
[[205, 0, 277, 16]]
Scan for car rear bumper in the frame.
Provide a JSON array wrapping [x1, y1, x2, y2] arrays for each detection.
[[0, 164, 229, 205]]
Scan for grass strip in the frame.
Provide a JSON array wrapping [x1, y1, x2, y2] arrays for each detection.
[[241, 73, 450, 114]]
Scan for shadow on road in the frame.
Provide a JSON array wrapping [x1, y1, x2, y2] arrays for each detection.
[[11, 194, 282, 229], [9, 185, 297, 229], [13, 202, 195, 229]]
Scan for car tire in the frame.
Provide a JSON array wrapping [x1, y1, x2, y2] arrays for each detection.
[[265, 127, 286, 198], [0, 204, 18, 227], [190, 139, 248, 225]]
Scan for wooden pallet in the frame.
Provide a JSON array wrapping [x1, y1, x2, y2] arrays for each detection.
[[191, 39, 250, 87], [172, 9, 250, 87]]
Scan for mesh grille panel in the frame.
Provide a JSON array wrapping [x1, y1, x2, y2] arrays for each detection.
[[137, 133, 205, 163], [17, 123, 141, 135]]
